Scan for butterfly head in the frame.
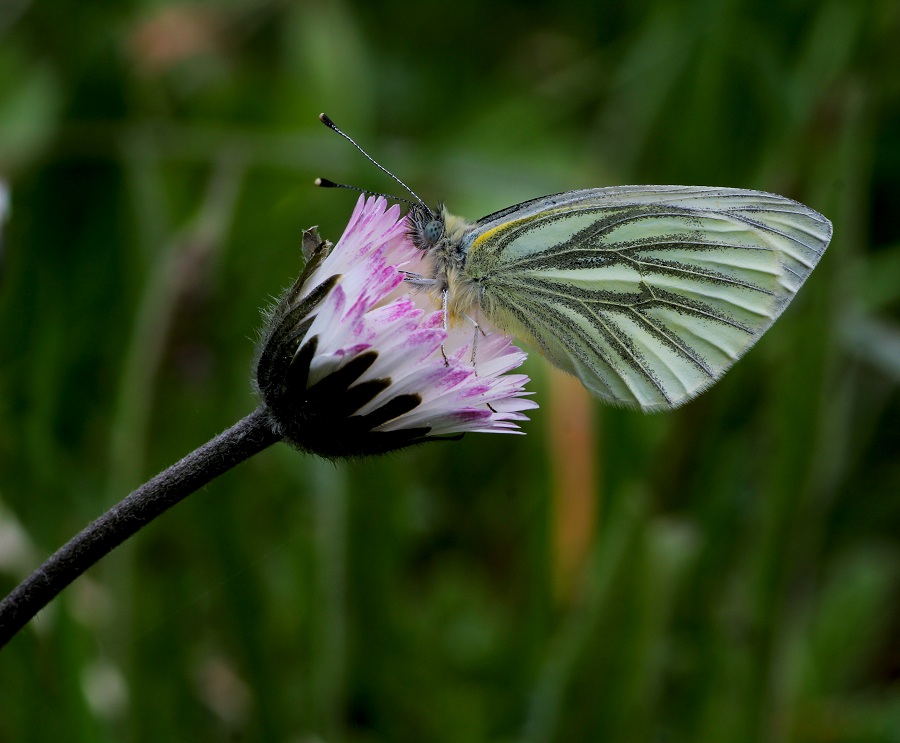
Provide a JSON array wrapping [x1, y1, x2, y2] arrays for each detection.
[[409, 204, 445, 251], [409, 204, 474, 269]]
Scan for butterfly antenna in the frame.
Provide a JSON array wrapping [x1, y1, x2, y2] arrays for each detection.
[[319, 113, 433, 216], [314, 177, 417, 210]]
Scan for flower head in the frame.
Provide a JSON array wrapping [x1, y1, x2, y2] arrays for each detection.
[[255, 196, 536, 458]]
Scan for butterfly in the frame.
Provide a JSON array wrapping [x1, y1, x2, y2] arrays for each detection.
[[318, 115, 833, 412]]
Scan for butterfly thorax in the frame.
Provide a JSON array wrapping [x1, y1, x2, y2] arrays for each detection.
[[408, 204, 482, 322]]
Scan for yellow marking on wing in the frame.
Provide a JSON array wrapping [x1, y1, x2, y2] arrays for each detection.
[[468, 204, 589, 255], [469, 223, 514, 253], [469, 215, 541, 255]]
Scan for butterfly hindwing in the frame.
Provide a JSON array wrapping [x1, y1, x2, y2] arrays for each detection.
[[463, 186, 831, 411]]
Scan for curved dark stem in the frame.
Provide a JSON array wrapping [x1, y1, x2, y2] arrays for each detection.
[[0, 406, 282, 650]]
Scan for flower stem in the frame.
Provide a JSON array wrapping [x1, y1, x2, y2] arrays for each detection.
[[0, 406, 282, 650]]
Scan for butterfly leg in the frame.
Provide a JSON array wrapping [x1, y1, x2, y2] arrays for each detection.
[[463, 315, 497, 413], [461, 313, 488, 370], [459, 314, 495, 412], [440, 288, 450, 365], [402, 274, 450, 364], [401, 272, 436, 287]]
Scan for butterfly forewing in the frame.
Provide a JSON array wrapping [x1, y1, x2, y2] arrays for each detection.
[[464, 186, 831, 411]]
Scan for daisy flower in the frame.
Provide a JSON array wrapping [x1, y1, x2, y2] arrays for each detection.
[[255, 195, 536, 458]]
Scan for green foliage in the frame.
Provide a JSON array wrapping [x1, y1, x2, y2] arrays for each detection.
[[1, 0, 900, 741]]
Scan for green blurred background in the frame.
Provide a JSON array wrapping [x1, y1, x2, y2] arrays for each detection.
[[1, 0, 899, 741]]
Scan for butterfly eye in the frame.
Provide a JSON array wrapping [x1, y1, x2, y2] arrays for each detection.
[[423, 220, 443, 245]]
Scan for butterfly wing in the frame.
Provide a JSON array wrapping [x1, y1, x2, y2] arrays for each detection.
[[462, 186, 832, 411]]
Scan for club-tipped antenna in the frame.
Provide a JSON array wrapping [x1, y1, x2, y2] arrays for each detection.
[[314, 177, 418, 210], [319, 113, 432, 216]]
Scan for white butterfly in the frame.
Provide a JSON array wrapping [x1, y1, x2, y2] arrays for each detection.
[[319, 116, 833, 411]]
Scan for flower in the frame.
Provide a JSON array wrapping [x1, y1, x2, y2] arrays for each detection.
[[255, 195, 537, 459]]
